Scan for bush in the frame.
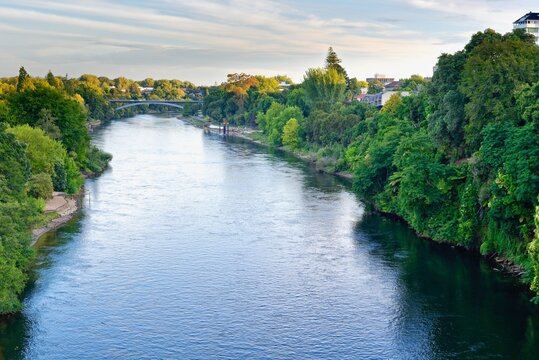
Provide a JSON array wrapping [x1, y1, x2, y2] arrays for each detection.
[[85, 145, 112, 174], [65, 156, 84, 194]]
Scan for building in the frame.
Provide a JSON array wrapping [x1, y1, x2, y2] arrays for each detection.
[[278, 81, 291, 92], [366, 73, 394, 86], [383, 80, 402, 92], [513, 12, 539, 43], [139, 86, 154, 94], [359, 91, 410, 108]]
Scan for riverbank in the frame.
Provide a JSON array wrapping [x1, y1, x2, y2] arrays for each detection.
[[31, 191, 82, 246], [181, 115, 529, 285], [181, 116, 353, 181]]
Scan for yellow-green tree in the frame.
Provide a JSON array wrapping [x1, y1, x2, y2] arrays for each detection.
[[7, 124, 66, 176], [381, 93, 402, 115], [282, 118, 300, 149]]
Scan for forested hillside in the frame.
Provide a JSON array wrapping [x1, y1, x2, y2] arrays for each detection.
[[203, 29, 539, 299]]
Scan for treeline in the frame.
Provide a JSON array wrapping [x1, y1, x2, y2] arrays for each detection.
[[203, 29, 539, 299], [70, 74, 204, 120]]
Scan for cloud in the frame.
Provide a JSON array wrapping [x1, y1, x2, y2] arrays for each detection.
[[404, 0, 532, 27], [0, 0, 532, 83]]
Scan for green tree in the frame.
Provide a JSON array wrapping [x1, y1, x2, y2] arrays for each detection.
[[282, 118, 300, 148], [381, 93, 402, 115], [529, 196, 539, 301], [46, 70, 63, 89], [16, 66, 33, 92], [302, 67, 346, 109], [367, 80, 383, 94], [36, 108, 62, 140], [7, 85, 89, 162], [27, 172, 54, 199], [461, 29, 539, 150], [0, 128, 40, 314], [7, 124, 67, 177], [325, 47, 348, 80]]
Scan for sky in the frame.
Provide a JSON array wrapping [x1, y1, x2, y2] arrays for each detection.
[[0, 0, 536, 85]]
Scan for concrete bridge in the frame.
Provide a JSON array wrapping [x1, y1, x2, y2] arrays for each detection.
[[109, 99, 203, 111]]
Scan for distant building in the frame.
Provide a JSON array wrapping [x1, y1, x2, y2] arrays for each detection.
[[278, 81, 291, 92], [353, 94, 367, 102], [359, 91, 410, 108], [513, 12, 539, 43], [383, 80, 401, 92], [366, 73, 394, 86], [139, 86, 154, 94]]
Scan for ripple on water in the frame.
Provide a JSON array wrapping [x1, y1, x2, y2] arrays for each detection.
[[3, 116, 538, 360]]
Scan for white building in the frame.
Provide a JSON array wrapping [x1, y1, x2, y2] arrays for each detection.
[[360, 91, 410, 108], [513, 12, 539, 43]]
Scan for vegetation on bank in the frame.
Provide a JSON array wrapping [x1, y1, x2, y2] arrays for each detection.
[[0, 68, 206, 315], [202, 29, 539, 300], [0, 70, 106, 314]]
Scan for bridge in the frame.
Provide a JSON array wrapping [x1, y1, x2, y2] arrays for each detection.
[[109, 99, 203, 111]]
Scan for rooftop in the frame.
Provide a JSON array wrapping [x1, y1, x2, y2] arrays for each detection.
[[514, 12, 539, 23]]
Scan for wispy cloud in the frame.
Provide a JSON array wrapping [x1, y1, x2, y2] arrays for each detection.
[[0, 0, 533, 83]]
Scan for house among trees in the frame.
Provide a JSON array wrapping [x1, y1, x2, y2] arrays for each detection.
[[360, 91, 410, 108], [513, 12, 539, 43], [383, 80, 402, 91]]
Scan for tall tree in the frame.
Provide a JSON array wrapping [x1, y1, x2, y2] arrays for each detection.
[[302, 67, 346, 110], [325, 47, 348, 82], [16, 66, 33, 92]]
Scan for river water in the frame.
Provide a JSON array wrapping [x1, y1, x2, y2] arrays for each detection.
[[1, 114, 539, 359]]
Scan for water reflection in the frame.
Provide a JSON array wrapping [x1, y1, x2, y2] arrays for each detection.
[[1, 115, 538, 359]]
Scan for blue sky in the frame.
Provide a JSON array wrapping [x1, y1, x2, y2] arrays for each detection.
[[0, 0, 535, 84]]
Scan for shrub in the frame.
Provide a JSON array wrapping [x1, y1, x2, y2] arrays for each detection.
[[27, 172, 53, 199]]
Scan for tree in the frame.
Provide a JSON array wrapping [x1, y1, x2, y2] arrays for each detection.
[[460, 29, 539, 150], [348, 78, 368, 94], [7, 85, 89, 162], [381, 93, 402, 115], [427, 51, 468, 159], [223, 73, 259, 113], [302, 67, 346, 109], [282, 118, 300, 148], [36, 108, 62, 140], [46, 71, 63, 89], [257, 103, 303, 146], [367, 80, 383, 94], [27, 172, 54, 199], [140, 78, 155, 87], [529, 196, 539, 301], [16, 66, 33, 92], [6, 124, 66, 177], [400, 74, 428, 91], [0, 128, 40, 314], [325, 47, 348, 80]]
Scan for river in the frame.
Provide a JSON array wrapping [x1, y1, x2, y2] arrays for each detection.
[[1, 114, 539, 359]]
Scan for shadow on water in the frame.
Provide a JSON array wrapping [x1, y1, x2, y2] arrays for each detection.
[[2, 119, 539, 359], [0, 217, 84, 360], [355, 213, 539, 359], [222, 134, 351, 193]]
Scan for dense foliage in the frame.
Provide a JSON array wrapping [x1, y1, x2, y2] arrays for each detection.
[[203, 33, 539, 299], [0, 69, 117, 314]]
